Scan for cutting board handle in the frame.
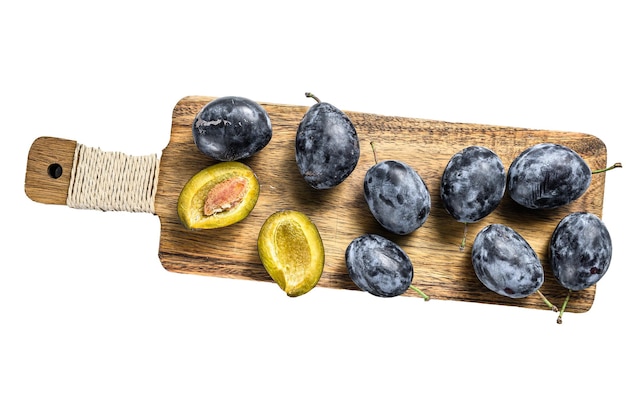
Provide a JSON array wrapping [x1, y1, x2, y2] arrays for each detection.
[[25, 137, 160, 214]]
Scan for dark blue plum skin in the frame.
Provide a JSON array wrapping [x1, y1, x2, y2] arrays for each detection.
[[549, 212, 612, 291], [440, 146, 506, 223], [472, 224, 544, 298], [192, 96, 272, 161], [295, 102, 360, 189], [364, 160, 430, 235], [345, 234, 413, 297], [508, 143, 591, 209]]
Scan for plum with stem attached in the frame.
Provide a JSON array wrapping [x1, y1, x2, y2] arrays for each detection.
[[550, 212, 612, 324], [364, 142, 430, 235], [440, 146, 506, 250], [345, 233, 429, 300], [508, 142, 621, 209], [295, 92, 360, 189], [472, 224, 557, 312]]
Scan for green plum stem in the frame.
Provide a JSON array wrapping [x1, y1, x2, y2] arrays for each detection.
[[557, 290, 572, 324], [410, 285, 430, 301], [370, 141, 379, 164], [536, 290, 558, 312], [459, 223, 468, 251], [592, 162, 622, 174], [305, 92, 321, 103]]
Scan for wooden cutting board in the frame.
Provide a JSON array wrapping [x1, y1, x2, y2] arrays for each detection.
[[25, 95, 608, 313]]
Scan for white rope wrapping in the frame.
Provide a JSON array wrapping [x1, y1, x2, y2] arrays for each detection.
[[66, 144, 160, 213]]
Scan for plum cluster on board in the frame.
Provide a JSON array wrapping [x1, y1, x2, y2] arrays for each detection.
[[177, 95, 620, 323]]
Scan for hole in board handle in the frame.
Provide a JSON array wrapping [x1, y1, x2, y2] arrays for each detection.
[[47, 163, 63, 179]]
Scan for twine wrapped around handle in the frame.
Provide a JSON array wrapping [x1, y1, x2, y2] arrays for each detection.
[[66, 144, 160, 213]]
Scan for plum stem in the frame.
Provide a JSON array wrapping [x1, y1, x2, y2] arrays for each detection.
[[592, 162, 622, 174], [557, 290, 572, 324], [536, 290, 558, 312], [459, 222, 468, 251], [305, 92, 321, 104], [370, 141, 379, 164], [410, 285, 430, 301]]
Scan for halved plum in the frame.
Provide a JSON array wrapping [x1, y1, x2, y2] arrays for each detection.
[[177, 162, 259, 229], [257, 210, 325, 297]]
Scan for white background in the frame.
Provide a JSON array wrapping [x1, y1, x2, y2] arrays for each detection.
[[2, 1, 624, 416]]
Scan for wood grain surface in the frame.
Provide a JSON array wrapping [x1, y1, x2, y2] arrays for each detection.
[[25, 95, 609, 313], [25, 137, 77, 205]]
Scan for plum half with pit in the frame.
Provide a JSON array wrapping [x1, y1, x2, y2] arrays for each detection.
[[192, 96, 272, 161], [177, 161, 260, 229]]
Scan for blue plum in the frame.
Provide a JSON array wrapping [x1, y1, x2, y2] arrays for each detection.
[[440, 146, 506, 223], [192, 96, 272, 161], [549, 212, 612, 291], [295, 93, 360, 189], [364, 160, 430, 235], [507, 143, 591, 209], [345, 234, 414, 297], [472, 224, 544, 298]]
